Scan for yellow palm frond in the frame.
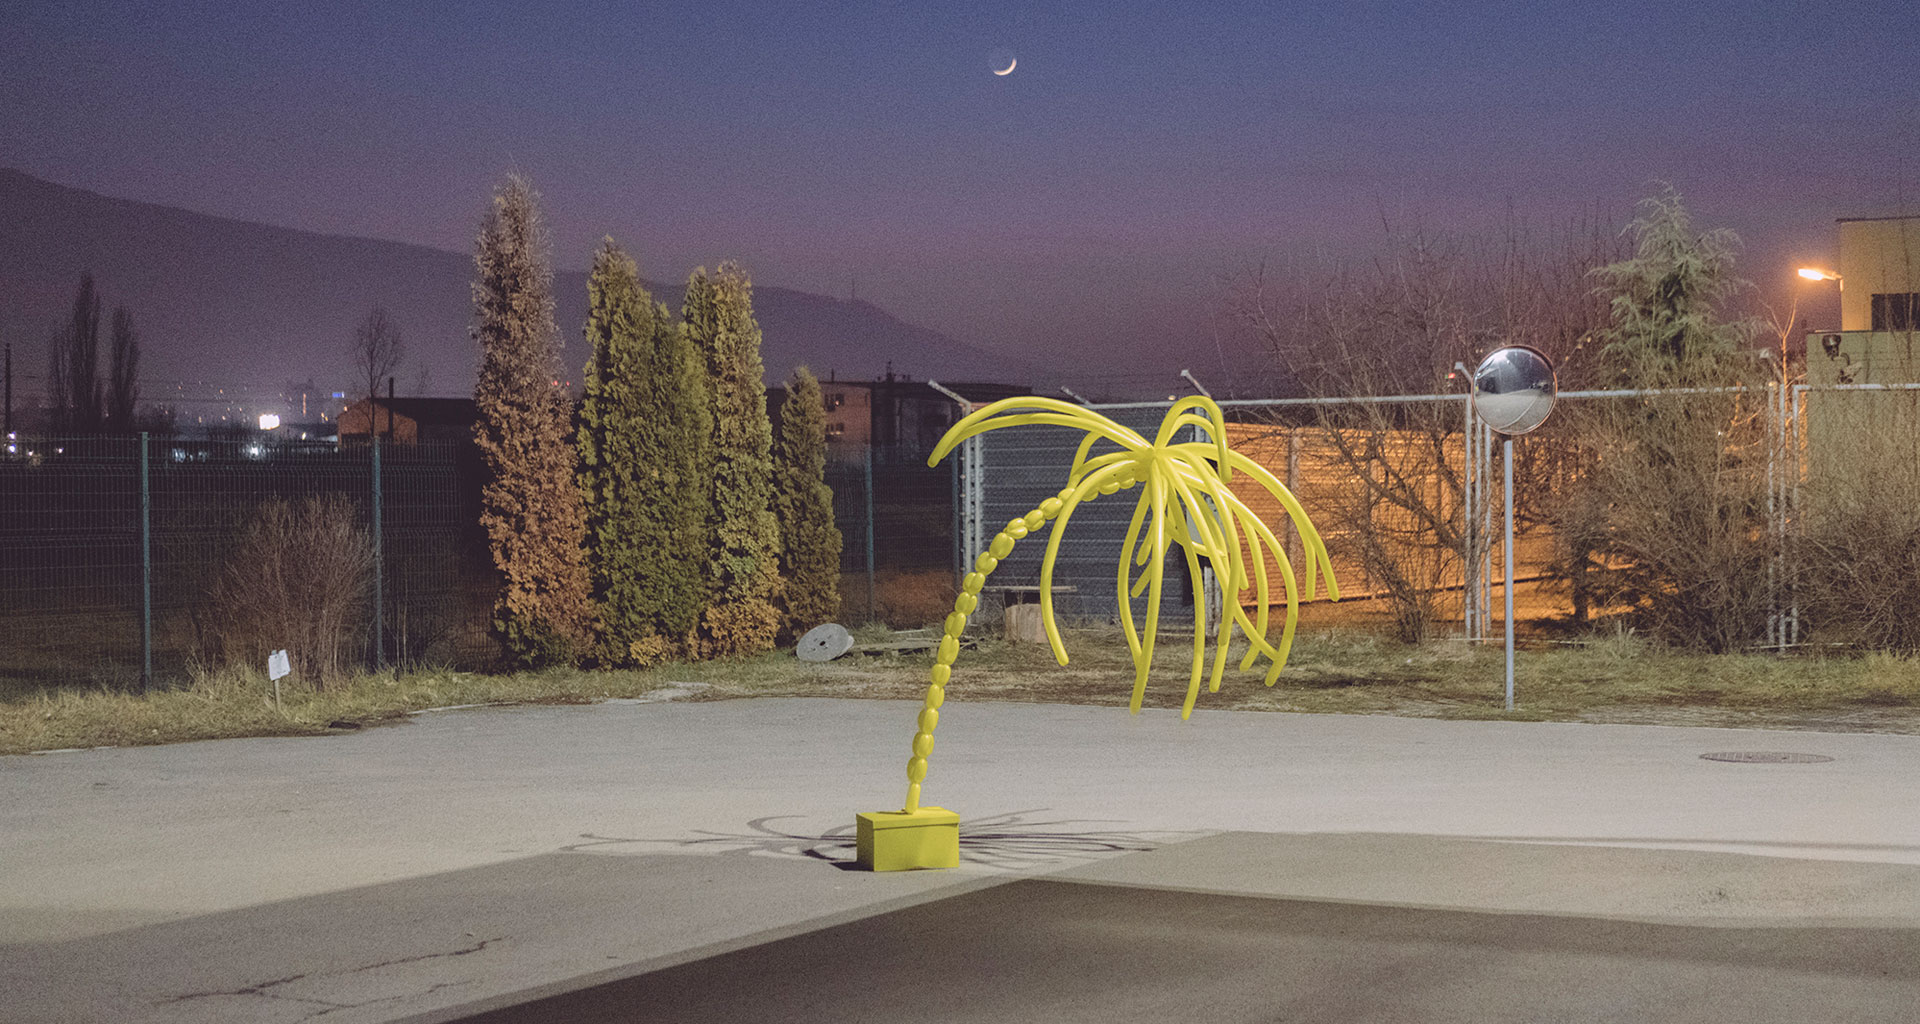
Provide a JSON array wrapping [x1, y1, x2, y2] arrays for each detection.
[[895, 395, 1336, 813]]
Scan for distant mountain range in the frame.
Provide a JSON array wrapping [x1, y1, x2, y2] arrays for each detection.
[[0, 168, 1029, 415]]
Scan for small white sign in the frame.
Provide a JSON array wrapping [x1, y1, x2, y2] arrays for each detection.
[[268, 650, 291, 681]]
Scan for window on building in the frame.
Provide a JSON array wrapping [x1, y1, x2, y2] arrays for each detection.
[[825, 422, 846, 438], [824, 392, 846, 410], [1871, 293, 1920, 332]]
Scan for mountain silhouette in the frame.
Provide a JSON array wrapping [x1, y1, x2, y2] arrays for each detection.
[[0, 168, 1028, 413]]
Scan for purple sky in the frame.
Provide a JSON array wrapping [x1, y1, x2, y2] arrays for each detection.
[[4, 0, 1912, 385]]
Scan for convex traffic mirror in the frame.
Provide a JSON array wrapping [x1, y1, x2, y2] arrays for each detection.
[[1471, 345, 1558, 435]]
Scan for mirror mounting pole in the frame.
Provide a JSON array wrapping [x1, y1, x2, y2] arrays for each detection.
[[1470, 346, 1558, 712]]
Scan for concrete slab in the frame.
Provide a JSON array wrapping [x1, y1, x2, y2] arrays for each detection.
[[1052, 831, 1920, 926], [0, 852, 981, 1024]]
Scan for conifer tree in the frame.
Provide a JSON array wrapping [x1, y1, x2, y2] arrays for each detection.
[[47, 274, 103, 434], [772, 367, 842, 636], [577, 239, 710, 665], [106, 306, 141, 434], [1592, 187, 1752, 388], [684, 262, 782, 655], [471, 175, 592, 667], [1559, 187, 1767, 651]]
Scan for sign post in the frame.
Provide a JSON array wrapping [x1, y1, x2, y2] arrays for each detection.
[[268, 649, 291, 711]]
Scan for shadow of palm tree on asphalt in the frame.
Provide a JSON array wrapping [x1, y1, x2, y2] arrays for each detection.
[[564, 811, 1204, 870]]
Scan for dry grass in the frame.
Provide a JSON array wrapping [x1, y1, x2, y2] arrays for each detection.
[[7, 625, 1920, 756], [839, 569, 957, 629]]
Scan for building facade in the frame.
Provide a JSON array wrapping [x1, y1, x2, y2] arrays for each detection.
[[1804, 214, 1920, 519]]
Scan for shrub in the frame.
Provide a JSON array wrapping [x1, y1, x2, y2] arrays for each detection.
[[1553, 188, 1771, 652], [1798, 475, 1920, 652], [207, 495, 374, 687]]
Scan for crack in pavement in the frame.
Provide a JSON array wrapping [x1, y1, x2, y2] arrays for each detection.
[[158, 937, 501, 1018]]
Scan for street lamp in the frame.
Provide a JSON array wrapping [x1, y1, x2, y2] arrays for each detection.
[[1792, 267, 1843, 354]]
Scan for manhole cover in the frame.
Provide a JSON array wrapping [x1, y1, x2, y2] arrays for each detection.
[[1699, 751, 1834, 764]]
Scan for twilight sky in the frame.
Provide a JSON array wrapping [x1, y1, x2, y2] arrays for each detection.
[[4, 0, 1913, 390]]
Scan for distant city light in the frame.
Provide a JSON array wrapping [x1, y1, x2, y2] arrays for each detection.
[[258, 413, 281, 430]]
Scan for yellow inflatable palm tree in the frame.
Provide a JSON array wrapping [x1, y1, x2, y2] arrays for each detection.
[[855, 395, 1337, 870]]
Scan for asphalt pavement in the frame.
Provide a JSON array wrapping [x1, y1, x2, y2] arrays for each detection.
[[3, 696, 1918, 1022]]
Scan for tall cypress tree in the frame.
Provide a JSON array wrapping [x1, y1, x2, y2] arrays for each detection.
[[684, 262, 781, 656], [471, 175, 592, 667], [47, 274, 103, 434], [772, 367, 842, 636], [106, 306, 141, 434], [577, 239, 709, 665]]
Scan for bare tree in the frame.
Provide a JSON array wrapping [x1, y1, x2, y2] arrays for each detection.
[[1223, 216, 1619, 641], [349, 306, 405, 437]]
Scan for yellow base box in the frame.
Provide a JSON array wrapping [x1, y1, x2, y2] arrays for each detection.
[[855, 807, 960, 871]]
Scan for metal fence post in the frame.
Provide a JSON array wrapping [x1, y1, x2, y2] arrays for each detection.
[[1767, 377, 1780, 650], [965, 434, 983, 573], [1781, 378, 1797, 641], [1481, 417, 1494, 638], [956, 447, 967, 584], [139, 432, 152, 692], [371, 436, 383, 670], [1286, 428, 1304, 579], [926, 381, 977, 585], [1462, 393, 1476, 640], [864, 446, 877, 622]]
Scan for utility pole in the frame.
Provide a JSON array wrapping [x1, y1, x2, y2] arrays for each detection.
[[4, 341, 12, 438]]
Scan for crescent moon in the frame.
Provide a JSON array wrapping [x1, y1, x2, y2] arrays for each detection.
[[994, 57, 1016, 76]]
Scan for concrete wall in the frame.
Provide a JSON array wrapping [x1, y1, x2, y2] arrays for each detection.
[[1837, 216, 1920, 332]]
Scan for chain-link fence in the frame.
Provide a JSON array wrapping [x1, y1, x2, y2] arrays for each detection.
[[10, 382, 1916, 693], [1, 435, 476, 696], [1790, 382, 1920, 651], [962, 405, 1183, 625], [827, 444, 956, 625], [953, 385, 1920, 651]]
